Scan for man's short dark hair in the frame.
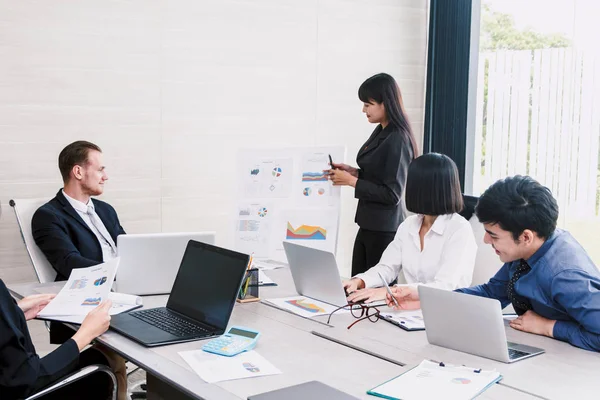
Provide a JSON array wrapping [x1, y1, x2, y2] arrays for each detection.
[[405, 153, 464, 215], [58, 141, 102, 183], [475, 175, 559, 240]]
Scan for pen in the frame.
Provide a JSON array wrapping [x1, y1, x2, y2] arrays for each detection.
[[377, 272, 400, 307], [328, 154, 334, 169]]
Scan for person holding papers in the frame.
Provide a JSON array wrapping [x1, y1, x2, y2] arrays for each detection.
[[344, 153, 477, 303], [327, 73, 419, 276], [0, 279, 124, 399], [386, 176, 600, 352], [32, 140, 126, 282]]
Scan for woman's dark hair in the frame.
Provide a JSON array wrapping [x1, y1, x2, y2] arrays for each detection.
[[475, 175, 559, 241], [358, 73, 419, 159], [405, 153, 463, 215]]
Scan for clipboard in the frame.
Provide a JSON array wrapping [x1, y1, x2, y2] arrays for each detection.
[[367, 360, 502, 400]]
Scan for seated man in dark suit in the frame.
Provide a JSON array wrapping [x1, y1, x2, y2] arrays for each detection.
[[32, 141, 127, 352], [32, 140, 125, 281]]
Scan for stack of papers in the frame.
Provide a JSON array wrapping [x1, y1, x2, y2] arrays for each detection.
[[262, 296, 340, 318], [37, 258, 143, 323], [179, 350, 281, 383], [368, 360, 502, 400]]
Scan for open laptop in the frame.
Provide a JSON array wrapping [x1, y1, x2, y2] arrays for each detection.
[[110, 240, 249, 347], [116, 232, 215, 295], [282, 242, 349, 307], [419, 286, 545, 363]]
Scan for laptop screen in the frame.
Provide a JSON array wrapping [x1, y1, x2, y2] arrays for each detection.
[[166, 240, 249, 330]]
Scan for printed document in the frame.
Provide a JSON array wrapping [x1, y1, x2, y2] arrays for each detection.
[[368, 360, 502, 400]]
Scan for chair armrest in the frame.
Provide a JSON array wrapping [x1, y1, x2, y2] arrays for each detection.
[[26, 364, 117, 400]]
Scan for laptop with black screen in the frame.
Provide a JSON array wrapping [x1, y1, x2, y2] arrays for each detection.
[[109, 240, 250, 347]]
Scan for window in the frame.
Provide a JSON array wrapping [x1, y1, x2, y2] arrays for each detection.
[[466, 0, 600, 264]]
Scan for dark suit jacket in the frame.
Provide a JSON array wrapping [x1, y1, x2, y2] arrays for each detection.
[[0, 279, 79, 398], [32, 190, 126, 281], [354, 123, 414, 232]]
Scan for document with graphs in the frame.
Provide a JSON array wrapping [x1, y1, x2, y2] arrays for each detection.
[[37, 258, 126, 320]]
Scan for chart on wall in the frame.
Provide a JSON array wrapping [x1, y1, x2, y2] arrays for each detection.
[[235, 146, 344, 261]]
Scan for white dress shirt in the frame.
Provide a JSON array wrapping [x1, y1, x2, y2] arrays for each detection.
[[62, 190, 118, 262], [354, 213, 477, 290]]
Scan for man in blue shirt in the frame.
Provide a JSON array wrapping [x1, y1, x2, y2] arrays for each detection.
[[387, 175, 600, 352]]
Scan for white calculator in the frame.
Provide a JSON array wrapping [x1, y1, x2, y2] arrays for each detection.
[[202, 326, 260, 357]]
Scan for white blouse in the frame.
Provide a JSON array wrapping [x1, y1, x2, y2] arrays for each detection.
[[354, 213, 477, 290]]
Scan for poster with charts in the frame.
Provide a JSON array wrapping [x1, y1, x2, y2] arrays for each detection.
[[235, 147, 344, 261]]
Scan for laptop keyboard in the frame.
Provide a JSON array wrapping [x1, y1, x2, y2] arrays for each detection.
[[130, 308, 209, 338], [508, 348, 530, 360]]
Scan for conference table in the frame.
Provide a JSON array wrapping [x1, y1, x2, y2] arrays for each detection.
[[9, 266, 599, 399]]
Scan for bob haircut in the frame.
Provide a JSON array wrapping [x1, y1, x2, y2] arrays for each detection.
[[358, 73, 419, 159], [405, 153, 464, 215]]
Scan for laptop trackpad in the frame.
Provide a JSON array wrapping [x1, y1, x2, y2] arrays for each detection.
[[110, 313, 179, 345]]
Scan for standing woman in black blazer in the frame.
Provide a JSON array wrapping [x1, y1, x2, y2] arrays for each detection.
[[328, 73, 418, 276]]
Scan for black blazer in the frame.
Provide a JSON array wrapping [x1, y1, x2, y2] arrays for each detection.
[[0, 279, 79, 398], [354, 123, 413, 232], [32, 190, 126, 281]]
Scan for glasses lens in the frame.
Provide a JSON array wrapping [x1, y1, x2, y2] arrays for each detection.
[[366, 307, 380, 322], [350, 304, 365, 318]]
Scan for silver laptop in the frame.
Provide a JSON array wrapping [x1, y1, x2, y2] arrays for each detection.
[[116, 232, 215, 295], [248, 381, 359, 400], [282, 242, 348, 307], [419, 286, 544, 363]]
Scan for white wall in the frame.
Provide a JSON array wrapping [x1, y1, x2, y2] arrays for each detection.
[[0, 0, 428, 283]]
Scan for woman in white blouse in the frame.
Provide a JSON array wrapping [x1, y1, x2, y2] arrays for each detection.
[[344, 153, 477, 304]]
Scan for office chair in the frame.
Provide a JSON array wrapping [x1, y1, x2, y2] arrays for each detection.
[[9, 198, 57, 283], [25, 365, 118, 400]]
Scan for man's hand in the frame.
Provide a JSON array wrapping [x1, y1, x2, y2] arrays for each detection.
[[328, 169, 358, 187], [17, 293, 56, 320], [347, 288, 387, 304], [386, 286, 421, 311], [509, 310, 556, 337]]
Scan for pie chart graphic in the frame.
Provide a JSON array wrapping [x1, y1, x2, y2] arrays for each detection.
[[317, 188, 325, 195], [258, 207, 268, 217], [303, 187, 312, 196], [272, 167, 282, 177]]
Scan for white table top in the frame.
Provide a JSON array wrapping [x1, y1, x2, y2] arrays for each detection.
[[8, 274, 553, 400]]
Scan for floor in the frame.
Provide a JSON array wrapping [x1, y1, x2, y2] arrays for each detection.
[[29, 319, 148, 398]]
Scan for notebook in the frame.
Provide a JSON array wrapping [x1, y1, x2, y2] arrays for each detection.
[[367, 360, 502, 400], [380, 310, 425, 331]]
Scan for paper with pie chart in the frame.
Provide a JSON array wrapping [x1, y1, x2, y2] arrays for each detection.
[[298, 151, 341, 206], [262, 296, 341, 318], [368, 360, 502, 400], [179, 350, 281, 383], [38, 258, 120, 318], [234, 202, 275, 257], [241, 157, 293, 198]]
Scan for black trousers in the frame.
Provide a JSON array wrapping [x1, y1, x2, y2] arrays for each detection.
[[351, 228, 396, 276], [30, 347, 113, 400]]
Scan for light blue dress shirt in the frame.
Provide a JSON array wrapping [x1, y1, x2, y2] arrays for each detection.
[[456, 229, 600, 352]]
